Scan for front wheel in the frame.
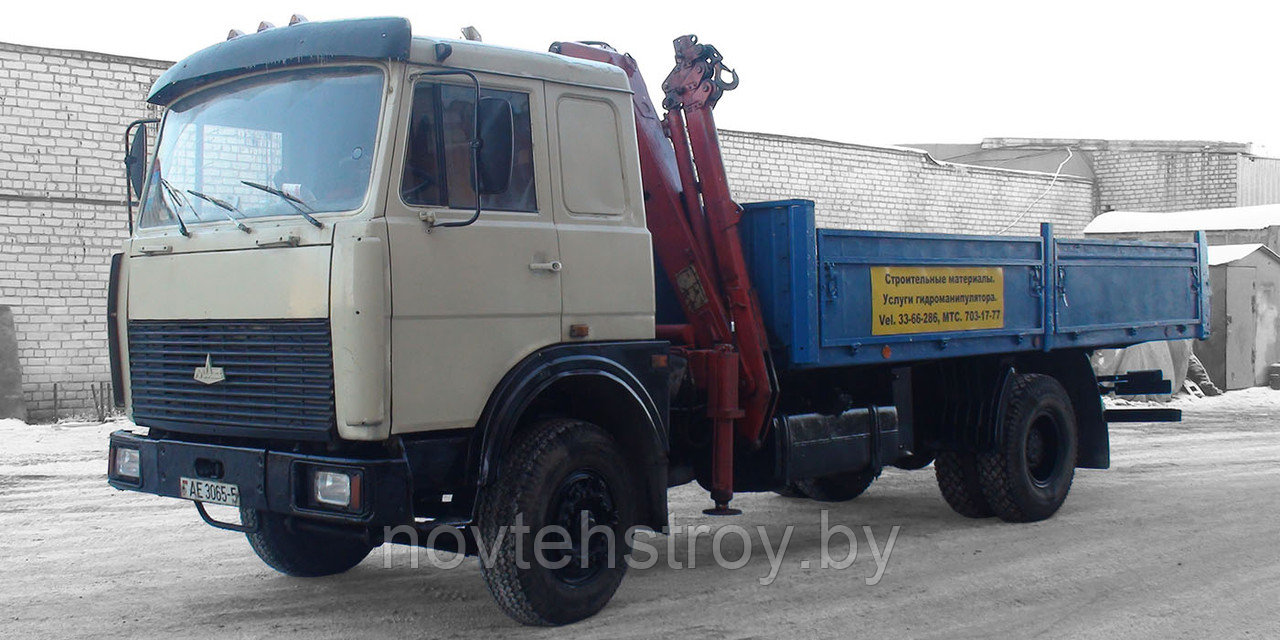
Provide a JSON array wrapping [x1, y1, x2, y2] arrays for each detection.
[[977, 373, 1078, 523], [241, 509, 373, 577], [478, 418, 636, 626]]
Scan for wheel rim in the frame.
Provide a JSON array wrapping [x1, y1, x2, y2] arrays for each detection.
[[548, 469, 618, 585], [1025, 413, 1063, 487]]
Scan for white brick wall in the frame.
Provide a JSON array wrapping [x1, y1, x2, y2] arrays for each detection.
[[0, 41, 1099, 421], [720, 131, 1096, 237], [0, 42, 168, 420], [1092, 150, 1239, 212]]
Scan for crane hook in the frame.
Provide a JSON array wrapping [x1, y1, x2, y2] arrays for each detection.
[[713, 64, 739, 92], [662, 36, 740, 109]]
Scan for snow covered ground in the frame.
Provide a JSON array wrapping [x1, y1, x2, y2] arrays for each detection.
[[2, 391, 1279, 638]]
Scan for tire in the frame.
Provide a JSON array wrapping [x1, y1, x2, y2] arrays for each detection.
[[772, 484, 806, 499], [935, 451, 994, 518], [793, 468, 878, 502], [977, 373, 1078, 523], [478, 418, 635, 626], [241, 509, 374, 577], [893, 451, 935, 470]]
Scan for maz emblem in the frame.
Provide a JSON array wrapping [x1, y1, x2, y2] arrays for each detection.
[[193, 354, 226, 385]]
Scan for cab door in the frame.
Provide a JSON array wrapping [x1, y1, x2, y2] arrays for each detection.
[[544, 84, 654, 341], [386, 72, 560, 432]]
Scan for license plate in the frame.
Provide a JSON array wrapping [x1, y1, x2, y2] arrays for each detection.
[[179, 477, 241, 507]]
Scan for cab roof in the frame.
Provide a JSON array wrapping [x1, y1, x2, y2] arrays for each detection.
[[406, 37, 629, 92], [148, 16, 629, 106]]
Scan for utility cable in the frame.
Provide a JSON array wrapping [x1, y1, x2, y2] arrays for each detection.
[[997, 147, 1074, 235]]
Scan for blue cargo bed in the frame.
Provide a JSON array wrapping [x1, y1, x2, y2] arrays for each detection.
[[739, 200, 1209, 371]]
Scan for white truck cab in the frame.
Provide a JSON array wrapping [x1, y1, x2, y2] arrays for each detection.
[[121, 22, 655, 441], [110, 17, 671, 626]]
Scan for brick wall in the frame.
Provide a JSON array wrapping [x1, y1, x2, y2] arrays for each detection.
[[1092, 150, 1240, 212], [0, 42, 167, 420], [720, 131, 1096, 237]]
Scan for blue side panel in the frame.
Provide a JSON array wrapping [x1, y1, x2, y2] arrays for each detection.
[[1196, 231, 1211, 339], [1052, 236, 1205, 347], [739, 199, 1208, 372], [814, 227, 1045, 366], [740, 200, 820, 366]]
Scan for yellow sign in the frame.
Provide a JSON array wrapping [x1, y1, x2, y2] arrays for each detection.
[[870, 266, 1004, 335]]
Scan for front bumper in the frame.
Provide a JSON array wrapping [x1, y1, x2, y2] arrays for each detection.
[[107, 430, 412, 527]]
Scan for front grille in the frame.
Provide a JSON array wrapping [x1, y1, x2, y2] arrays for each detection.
[[128, 319, 335, 439]]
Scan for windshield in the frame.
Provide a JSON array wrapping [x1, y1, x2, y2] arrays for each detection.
[[138, 66, 385, 230]]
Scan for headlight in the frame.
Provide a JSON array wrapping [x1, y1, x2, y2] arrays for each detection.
[[113, 446, 141, 480], [313, 469, 356, 508]]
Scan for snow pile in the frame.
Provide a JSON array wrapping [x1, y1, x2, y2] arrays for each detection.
[[1108, 385, 1280, 412], [1086, 204, 1280, 234], [0, 417, 133, 460], [1207, 244, 1270, 266], [1167, 385, 1280, 410]]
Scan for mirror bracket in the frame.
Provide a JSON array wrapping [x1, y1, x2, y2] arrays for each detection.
[[415, 69, 484, 230]]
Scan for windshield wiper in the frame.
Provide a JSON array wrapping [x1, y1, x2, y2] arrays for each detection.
[[157, 178, 193, 237], [241, 180, 323, 228], [185, 190, 252, 233]]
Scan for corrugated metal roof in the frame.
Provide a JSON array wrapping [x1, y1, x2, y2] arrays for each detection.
[[1236, 156, 1280, 207]]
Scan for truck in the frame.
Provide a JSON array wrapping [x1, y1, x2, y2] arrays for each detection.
[[106, 16, 1209, 626]]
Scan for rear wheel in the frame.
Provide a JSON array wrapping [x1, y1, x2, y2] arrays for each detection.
[[241, 509, 373, 577], [478, 418, 635, 626], [794, 468, 878, 502], [893, 451, 935, 470], [935, 451, 994, 518], [977, 373, 1078, 522]]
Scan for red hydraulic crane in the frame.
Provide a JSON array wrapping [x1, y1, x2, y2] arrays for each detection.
[[551, 36, 776, 514]]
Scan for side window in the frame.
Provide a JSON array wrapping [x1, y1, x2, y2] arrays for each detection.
[[556, 97, 627, 216], [401, 83, 537, 212]]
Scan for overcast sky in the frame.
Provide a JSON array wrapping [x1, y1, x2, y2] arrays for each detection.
[[5, 0, 1278, 154]]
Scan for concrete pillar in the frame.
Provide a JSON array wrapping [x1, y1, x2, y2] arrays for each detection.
[[0, 306, 26, 421]]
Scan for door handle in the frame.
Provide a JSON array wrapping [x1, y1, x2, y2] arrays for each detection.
[[529, 260, 563, 273]]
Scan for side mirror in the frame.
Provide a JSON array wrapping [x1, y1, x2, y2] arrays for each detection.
[[125, 125, 149, 199], [476, 97, 513, 195]]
